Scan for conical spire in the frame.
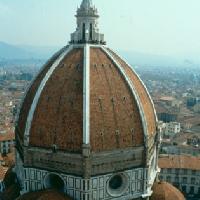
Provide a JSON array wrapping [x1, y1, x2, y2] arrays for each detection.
[[80, 0, 93, 9]]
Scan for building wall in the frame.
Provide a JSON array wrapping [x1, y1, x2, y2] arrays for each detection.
[[164, 122, 180, 136], [15, 132, 159, 200], [22, 146, 145, 177], [161, 145, 200, 156], [157, 113, 177, 123], [0, 139, 14, 154], [159, 168, 200, 196], [16, 145, 158, 200], [21, 167, 149, 200]]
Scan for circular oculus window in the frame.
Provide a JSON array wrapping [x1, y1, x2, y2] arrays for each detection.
[[44, 173, 65, 192], [107, 173, 128, 197]]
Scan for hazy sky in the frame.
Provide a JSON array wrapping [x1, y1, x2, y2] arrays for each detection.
[[0, 0, 200, 56]]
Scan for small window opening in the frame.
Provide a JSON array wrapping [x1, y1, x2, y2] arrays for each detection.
[[82, 23, 86, 41], [89, 23, 93, 40]]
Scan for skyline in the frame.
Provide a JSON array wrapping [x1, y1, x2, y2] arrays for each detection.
[[0, 0, 200, 58]]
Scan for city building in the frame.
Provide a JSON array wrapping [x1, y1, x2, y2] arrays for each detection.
[[1, 0, 185, 200], [156, 106, 178, 123], [163, 122, 181, 138], [154, 97, 180, 123], [161, 145, 200, 156], [187, 97, 200, 108], [0, 132, 15, 155], [159, 155, 200, 198], [193, 104, 200, 113]]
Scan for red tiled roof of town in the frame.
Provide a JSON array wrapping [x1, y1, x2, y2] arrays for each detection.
[[159, 155, 200, 171], [154, 104, 168, 114], [0, 132, 15, 142], [150, 181, 185, 200], [3, 152, 15, 167], [0, 166, 8, 181]]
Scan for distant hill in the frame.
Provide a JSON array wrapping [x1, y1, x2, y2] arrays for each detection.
[[0, 41, 33, 60], [18, 45, 61, 59], [0, 41, 199, 68], [118, 50, 183, 67], [0, 41, 60, 60]]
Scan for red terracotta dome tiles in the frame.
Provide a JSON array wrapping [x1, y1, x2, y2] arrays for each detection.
[[29, 48, 84, 152], [90, 48, 144, 152], [16, 45, 157, 153], [151, 181, 185, 200], [108, 49, 157, 136], [17, 48, 66, 141]]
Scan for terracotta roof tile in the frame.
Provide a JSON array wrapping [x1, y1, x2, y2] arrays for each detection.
[[159, 155, 200, 171], [0, 132, 15, 142], [0, 166, 8, 181]]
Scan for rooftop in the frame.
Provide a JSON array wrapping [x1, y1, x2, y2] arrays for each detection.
[[159, 96, 175, 101], [159, 154, 200, 171], [0, 132, 15, 142], [0, 166, 8, 181]]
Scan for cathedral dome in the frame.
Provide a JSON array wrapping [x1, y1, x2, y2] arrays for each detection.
[[151, 182, 185, 200], [15, 0, 160, 199], [16, 46, 157, 153], [16, 0, 157, 156]]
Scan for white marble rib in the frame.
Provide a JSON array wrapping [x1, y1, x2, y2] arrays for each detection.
[[83, 44, 90, 144]]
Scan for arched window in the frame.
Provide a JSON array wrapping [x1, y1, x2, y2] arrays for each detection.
[[82, 23, 86, 41]]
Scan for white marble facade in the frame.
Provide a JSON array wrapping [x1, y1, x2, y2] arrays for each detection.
[[19, 166, 151, 200]]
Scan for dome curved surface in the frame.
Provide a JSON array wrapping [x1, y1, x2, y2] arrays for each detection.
[[151, 181, 185, 200], [14, 0, 160, 198], [16, 45, 157, 153]]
